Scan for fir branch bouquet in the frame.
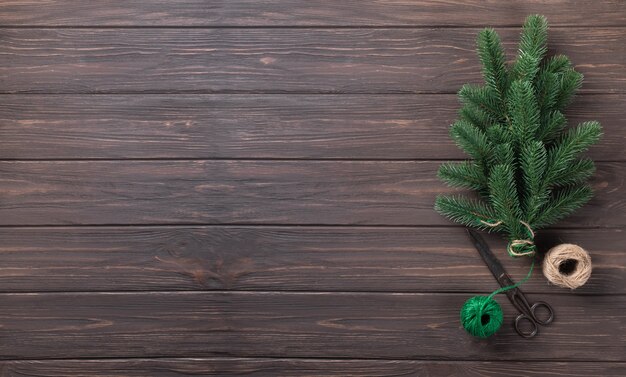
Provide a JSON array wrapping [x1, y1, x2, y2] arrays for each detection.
[[434, 15, 602, 257]]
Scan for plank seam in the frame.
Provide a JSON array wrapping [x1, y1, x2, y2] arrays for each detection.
[[0, 158, 623, 163], [0, 290, 624, 297], [0, 92, 619, 96], [0, 224, 621, 230], [0, 223, 621, 229], [0, 25, 625, 29], [1, 90, 620, 95], [0, 289, 623, 296], [0, 355, 625, 363]]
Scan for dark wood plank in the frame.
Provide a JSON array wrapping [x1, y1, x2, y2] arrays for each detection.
[[1, 94, 622, 161], [0, 161, 621, 226], [1, 1, 624, 27], [0, 291, 624, 360], [0, 227, 622, 294], [1, 28, 624, 94], [1, 358, 624, 376]]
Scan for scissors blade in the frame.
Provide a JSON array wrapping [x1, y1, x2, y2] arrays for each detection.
[[466, 228, 507, 281]]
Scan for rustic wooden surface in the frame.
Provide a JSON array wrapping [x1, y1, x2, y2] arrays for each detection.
[[1, 359, 625, 377], [0, 292, 624, 360], [0, 94, 623, 160], [0, 227, 622, 294], [1, 1, 624, 26], [0, 1, 624, 376], [0, 161, 623, 227], [1, 28, 624, 94]]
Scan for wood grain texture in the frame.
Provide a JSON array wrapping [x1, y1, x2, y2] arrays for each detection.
[[0, 161, 622, 226], [1, 358, 625, 377], [1, 28, 624, 94], [0, 291, 624, 360], [0, 227, 623, 294], [1, 0, 624, 369], [1, 0, 625, 27], [1, 94, 622, 160]]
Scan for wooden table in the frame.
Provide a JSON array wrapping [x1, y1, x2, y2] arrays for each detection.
[[0, 1, 624, 375]]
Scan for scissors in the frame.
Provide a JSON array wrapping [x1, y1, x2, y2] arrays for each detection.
[[467, 229, 555, 338]]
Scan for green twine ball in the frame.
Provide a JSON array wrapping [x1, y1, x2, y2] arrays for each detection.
[[460, 295, 503, 338]]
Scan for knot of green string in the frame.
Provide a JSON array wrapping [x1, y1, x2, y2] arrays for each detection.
[[460, 259, 535, 338]]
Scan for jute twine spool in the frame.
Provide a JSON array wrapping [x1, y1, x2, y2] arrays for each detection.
[[543, 244, 592, 289]]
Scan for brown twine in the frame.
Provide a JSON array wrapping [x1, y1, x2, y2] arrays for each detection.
[[480, 220, 503, 227], [480, 220, 535, 257], [507, 239, 534, 257], [507, 221, 535, 257], [519, 221, 535, 238], [543, 243, 592, 289]]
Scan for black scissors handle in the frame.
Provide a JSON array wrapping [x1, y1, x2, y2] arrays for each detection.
[[509, 289, 555, 338]]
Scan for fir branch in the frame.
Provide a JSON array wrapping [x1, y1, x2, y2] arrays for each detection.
[[492, 143, 514, 167], [534, 184, 593, 228], [435, 15, 601, 238], [438, 161, 487, 191], [543, 55, 572, 74], [536, 56, 577, 118], [537, 110, 566, 143], [449, 120, 493, 163], [512, 15, 548, 81], [544, 121, 602, 185], [488, 164, 522, 232], [485, 124, 513, 145], [535, 70, 559, 118], [459, 103, 492, 130], [434, 195, 498, 230], [520, 141, 548, 221], [508, 80, 540, 146], [554, 69, 583, 110], [477, 28, 509, 105], [535, 55, 572, 117], [550, 158, 596, 187], [513, 52, 541, 83], [459, 84, 503, 122]]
